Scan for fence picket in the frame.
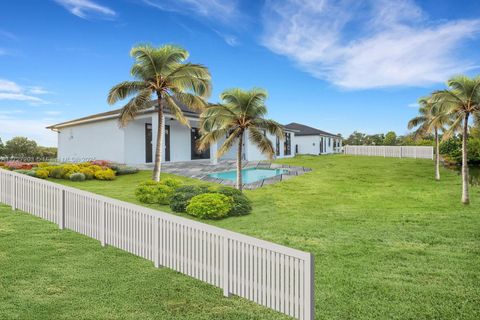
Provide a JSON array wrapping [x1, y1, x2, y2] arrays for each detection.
[[345, 145, 433, 159]]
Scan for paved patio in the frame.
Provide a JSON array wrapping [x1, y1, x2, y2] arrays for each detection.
[[141, 160, 311, 189]]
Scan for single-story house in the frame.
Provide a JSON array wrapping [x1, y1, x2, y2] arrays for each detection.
[[284, 122, 342, 155], [47, 104, 298, 165]]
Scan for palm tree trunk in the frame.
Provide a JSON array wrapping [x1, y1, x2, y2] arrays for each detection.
[[461, 113, 470, 204], [236, 133, 243, 191], [152, 95, 164, 182], [435, 129, 440, 181]]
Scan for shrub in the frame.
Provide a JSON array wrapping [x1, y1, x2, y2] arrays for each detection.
[[88, 165, 103, 172], [61, 164, 80, 178], [90, 160, 112, 167], [170, 185, 206, 212], [115, 166, 139, 175], [160, 177, 183, 189], [135, 180, 174, 204], [186, 193, 232, 219], [79, 167, 94, 180], [13, 169, 36, 177], [69, 172, 86, 182], [35, 169, 49, 179], [37, 162, 51, 168], [5, 161, 33, 170], [229, 194, 252, 216], [208, 185, 252, 216], [49, 166, 65, 179], [94, 168, 116, 180]]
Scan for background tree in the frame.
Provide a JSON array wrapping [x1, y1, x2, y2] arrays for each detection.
[[432, 75, 480, 204], [198, 88, 284, 190], [383, 131, 397, 146], [108, 44, 211, 181], [4, 137, 38, 158], [0, 138, 4, 156], [408, 96, 451, 180]]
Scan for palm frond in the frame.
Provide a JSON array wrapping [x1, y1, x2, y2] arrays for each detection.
[[164, 94, 189, 126], [118, 89, 152, 126], [248, 127, 275, 159], [107, 81, 148, 105]]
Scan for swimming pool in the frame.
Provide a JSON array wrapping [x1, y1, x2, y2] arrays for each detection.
[[208, 168, 286, 183]]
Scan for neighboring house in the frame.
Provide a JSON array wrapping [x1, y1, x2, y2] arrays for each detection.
[[47, 105, 297, 165], [284, 122, 342, 155]]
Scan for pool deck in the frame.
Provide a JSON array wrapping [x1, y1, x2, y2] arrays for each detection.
[[149, 160, 311, 189]]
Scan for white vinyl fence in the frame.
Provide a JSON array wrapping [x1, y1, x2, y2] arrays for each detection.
[[344, 145, 433, 159], [0, 169, 314, 320]]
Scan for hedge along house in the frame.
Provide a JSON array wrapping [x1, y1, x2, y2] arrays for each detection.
[[284, 122, 342, 155], [47, 104, 298, 165]]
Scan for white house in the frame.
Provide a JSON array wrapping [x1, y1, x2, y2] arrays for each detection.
[[284, 123, 342, 155], [47, 105, 297, 165]]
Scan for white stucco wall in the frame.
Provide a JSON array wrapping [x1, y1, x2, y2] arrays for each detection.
[[295, 135, 319, 155], [57, 119, 125, 163], [124, 117, 151, 165], [244, 130, 296, 161]]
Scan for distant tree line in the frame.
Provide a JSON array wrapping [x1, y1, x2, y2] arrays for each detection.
[[0, 136, 57, 161], [343, 131, 434, 147]]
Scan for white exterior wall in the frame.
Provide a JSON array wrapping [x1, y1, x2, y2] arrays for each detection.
[[244, 130, 296, 161], [295, 136, 319, 155], [57, 119, 125, 163], [124, 116, 152, 165]]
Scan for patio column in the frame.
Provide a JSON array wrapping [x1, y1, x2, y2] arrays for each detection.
[[210, 141, 218, 165]]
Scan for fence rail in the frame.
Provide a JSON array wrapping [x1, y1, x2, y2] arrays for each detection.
[[0, 169, 314, 320], [344, 145, 433, 159]]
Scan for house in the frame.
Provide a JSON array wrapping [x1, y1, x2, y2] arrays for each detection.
[[284, 122, 342, 155], [47, 105, 297, 165]]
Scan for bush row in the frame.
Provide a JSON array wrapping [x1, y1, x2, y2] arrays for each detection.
[[134, 179, 252, 219], [0, 160, 138, 181]]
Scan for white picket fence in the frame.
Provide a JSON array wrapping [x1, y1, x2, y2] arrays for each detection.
[[344, 145, 433, 159], [0, 169, 314, 320]]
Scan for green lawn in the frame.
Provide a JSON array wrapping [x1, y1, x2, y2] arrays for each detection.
[[2, 155, 480, 319]]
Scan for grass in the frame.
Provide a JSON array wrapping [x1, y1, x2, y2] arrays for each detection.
[[2, 155, 480, 319]]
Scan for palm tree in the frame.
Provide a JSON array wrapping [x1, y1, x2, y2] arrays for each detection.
[[432, 75, 480, 204], [408, 96, 451, 181], [107, 44, 211, 181], [197, 88, 284, 191]]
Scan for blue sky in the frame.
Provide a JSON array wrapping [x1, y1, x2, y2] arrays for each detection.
[[1, 0, 480, 146]]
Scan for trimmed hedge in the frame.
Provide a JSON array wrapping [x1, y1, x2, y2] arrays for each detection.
[[134, 178, 183, 205], [186, 193, 232, 219]]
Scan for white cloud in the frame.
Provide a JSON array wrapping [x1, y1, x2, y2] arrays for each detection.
[[0, 79, 48, 104], [261, 0, 480, 89], [44, 110, 62, 116], [143, 0, 239, 23], [55, 0, 116, 19], [0, 117, 57, 146], [28, 86, 51, 95], [408, 103, 419, 108]]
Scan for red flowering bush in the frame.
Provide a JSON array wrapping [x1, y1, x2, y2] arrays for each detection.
[[90, 160, 112, 167], [4, 161, 35, 170]]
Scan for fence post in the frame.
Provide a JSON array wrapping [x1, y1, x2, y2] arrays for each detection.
[[414, 147, 417, 159], [10, 174, 16, 211], [399, 146, 403, 158], [383, 146, 386, 157], [305, 253, 315, 320], [223, 237, 230, 297], [101, 201, 106, 247], [154, 217, 160, 268], [59, 189, 65, 229]]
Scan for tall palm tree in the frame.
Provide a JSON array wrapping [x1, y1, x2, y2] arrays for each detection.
[[408, 96, 451, 181], [107, 44, 211, 181], [197, 88, 284, 191], [432, 75, 480, 204]]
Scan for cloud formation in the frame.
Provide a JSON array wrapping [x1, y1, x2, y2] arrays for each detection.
[[0, 79, 48, 104], [55, 0, 116, 19], [143, 0, 239, 24], [261, 0, 480, 89]]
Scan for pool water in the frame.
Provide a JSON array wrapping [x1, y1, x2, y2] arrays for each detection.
[[208, 168, 286, 183]]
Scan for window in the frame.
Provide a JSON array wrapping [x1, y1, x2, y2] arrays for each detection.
[[284, 132, 291, 156], [328, 137, 331, 147], [276, 136, 280, 156]]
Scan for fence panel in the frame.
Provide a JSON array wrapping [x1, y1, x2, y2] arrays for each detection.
[[344, 145, 433, 159], [0, 169, 314, 320]]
